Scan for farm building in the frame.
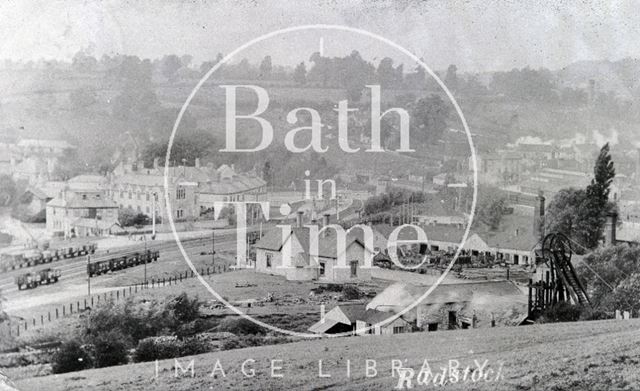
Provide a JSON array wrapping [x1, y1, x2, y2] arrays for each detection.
[[308, 303, 412, 336], [253, 213, 373, 282], [366, 280, 528, 331]]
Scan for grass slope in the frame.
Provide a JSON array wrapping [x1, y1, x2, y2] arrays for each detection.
[[14, 319, 640, 391]]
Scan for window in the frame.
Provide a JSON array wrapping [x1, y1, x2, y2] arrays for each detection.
[[319, 262, 325, 276], [427, 323, 438, 332], [176, 188, 186, 200], [392, 326, 404, 334], [82, 194, 87, 200], [146, 193, 150, 201], [266, 253, 272, 268], [176, 209, 184, 219], [350, 261, 358, 277]]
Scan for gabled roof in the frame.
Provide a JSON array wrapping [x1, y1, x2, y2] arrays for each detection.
[[47, 192, 118, 209], [336, 304, 367, 323], [254, 226, 369, 259]]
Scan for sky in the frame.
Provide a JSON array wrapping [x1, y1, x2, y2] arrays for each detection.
[[0, 0, 639, 72]]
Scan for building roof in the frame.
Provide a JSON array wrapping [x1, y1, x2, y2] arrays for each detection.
[[254, 226, 368, 259], [18, 139, 75, 149], [47, 191, 118, 209], [308, 319, 343, 334], [71, 218, 121, 230], [367, 280, 524, 310]]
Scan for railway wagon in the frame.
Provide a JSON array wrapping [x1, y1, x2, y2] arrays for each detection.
[[15, 268, 61, 290], [87, 249, 160, 277], [0, 243, 97, 272]]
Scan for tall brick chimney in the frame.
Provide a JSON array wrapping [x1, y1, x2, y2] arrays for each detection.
[[604, 212, 618, 247], [296, 211, 303, 228]]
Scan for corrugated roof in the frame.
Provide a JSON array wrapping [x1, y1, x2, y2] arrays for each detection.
[[367, 280, 523, 310]]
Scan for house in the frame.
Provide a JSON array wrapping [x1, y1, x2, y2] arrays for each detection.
[[476, 151, 524, 184], [366, 281, 527, 331], [371, 212, 539, 266], [12, 139, 76, 184], [253, 213, 373, 282], [197, 164, 267, 213], [109, 159, 266, 222], [109, 159, 199, 222], [46, 188, 119, 237], [308, 303, 412, 335]]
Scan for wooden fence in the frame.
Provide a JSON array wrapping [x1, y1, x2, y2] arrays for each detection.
[[3, 264, 230, 337]]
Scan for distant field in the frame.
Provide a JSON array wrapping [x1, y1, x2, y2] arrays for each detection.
[[14, 319, 640, 390]]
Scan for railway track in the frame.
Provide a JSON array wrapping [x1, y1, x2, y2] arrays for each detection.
[[0, 233, 241, 298]]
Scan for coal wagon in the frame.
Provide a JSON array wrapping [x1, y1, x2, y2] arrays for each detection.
[[87, 249, 160, 277], [15, 268, 61, 290]]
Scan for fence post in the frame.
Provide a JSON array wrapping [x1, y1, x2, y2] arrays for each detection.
[[25, 321, 28, 331], [135, 284, 138, 293], [62, 306, 65, 316], [16, 324, 19, 337], [48, 312, 51, 322], [56, 308, 59, 319], [33, 318, 36, 327], [129, 286, 132, 295], [84, 299, 87, 309], [40, 315, 43, 325], [117, 290, 119, 300], [77, 302, 80, 312], [69, 304, 73, 314]]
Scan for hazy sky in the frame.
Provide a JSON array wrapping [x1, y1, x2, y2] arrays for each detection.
[[1, 0, 639, 72]]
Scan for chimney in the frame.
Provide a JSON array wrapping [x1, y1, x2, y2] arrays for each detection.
[[153, 157, 159, 170], [296, 211, 303, 228], [195, 158, 200, 168], [323, 213, 330, 228], [604, 212, 618, 247], [322, 213, 330, 237]]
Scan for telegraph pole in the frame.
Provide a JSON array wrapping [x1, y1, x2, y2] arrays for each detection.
[[87, 255, 91, 296], [144, 235, 147, 285], [211, 229, 215, 268]]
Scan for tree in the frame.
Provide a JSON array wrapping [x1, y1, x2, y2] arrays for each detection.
[[578, 245, 640, 313], [262, 161, 272, 185], [160, 55, 182, 82], [69, 87, 97, 109], [411, 94, 450, 145], [444, 64, 458, 91], [293, 62, 307, 85], [0, 175, 17, 206], [545, 144, 616, 250], [377, 57, 396, 88], [52, 340, 93, 373], [477, 198, 508, 230], [259, 55, 272, 79]]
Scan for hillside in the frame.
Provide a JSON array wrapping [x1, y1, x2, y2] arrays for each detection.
[[15, 319, 640, 390]]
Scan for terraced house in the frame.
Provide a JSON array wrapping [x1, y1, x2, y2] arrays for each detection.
[[108, 158, 266, 222]]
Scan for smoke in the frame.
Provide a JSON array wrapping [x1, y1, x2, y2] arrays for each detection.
[[592, 128, 619, 147]]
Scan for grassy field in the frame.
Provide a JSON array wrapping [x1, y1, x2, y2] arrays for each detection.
[[12, 318, 640, 391]]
